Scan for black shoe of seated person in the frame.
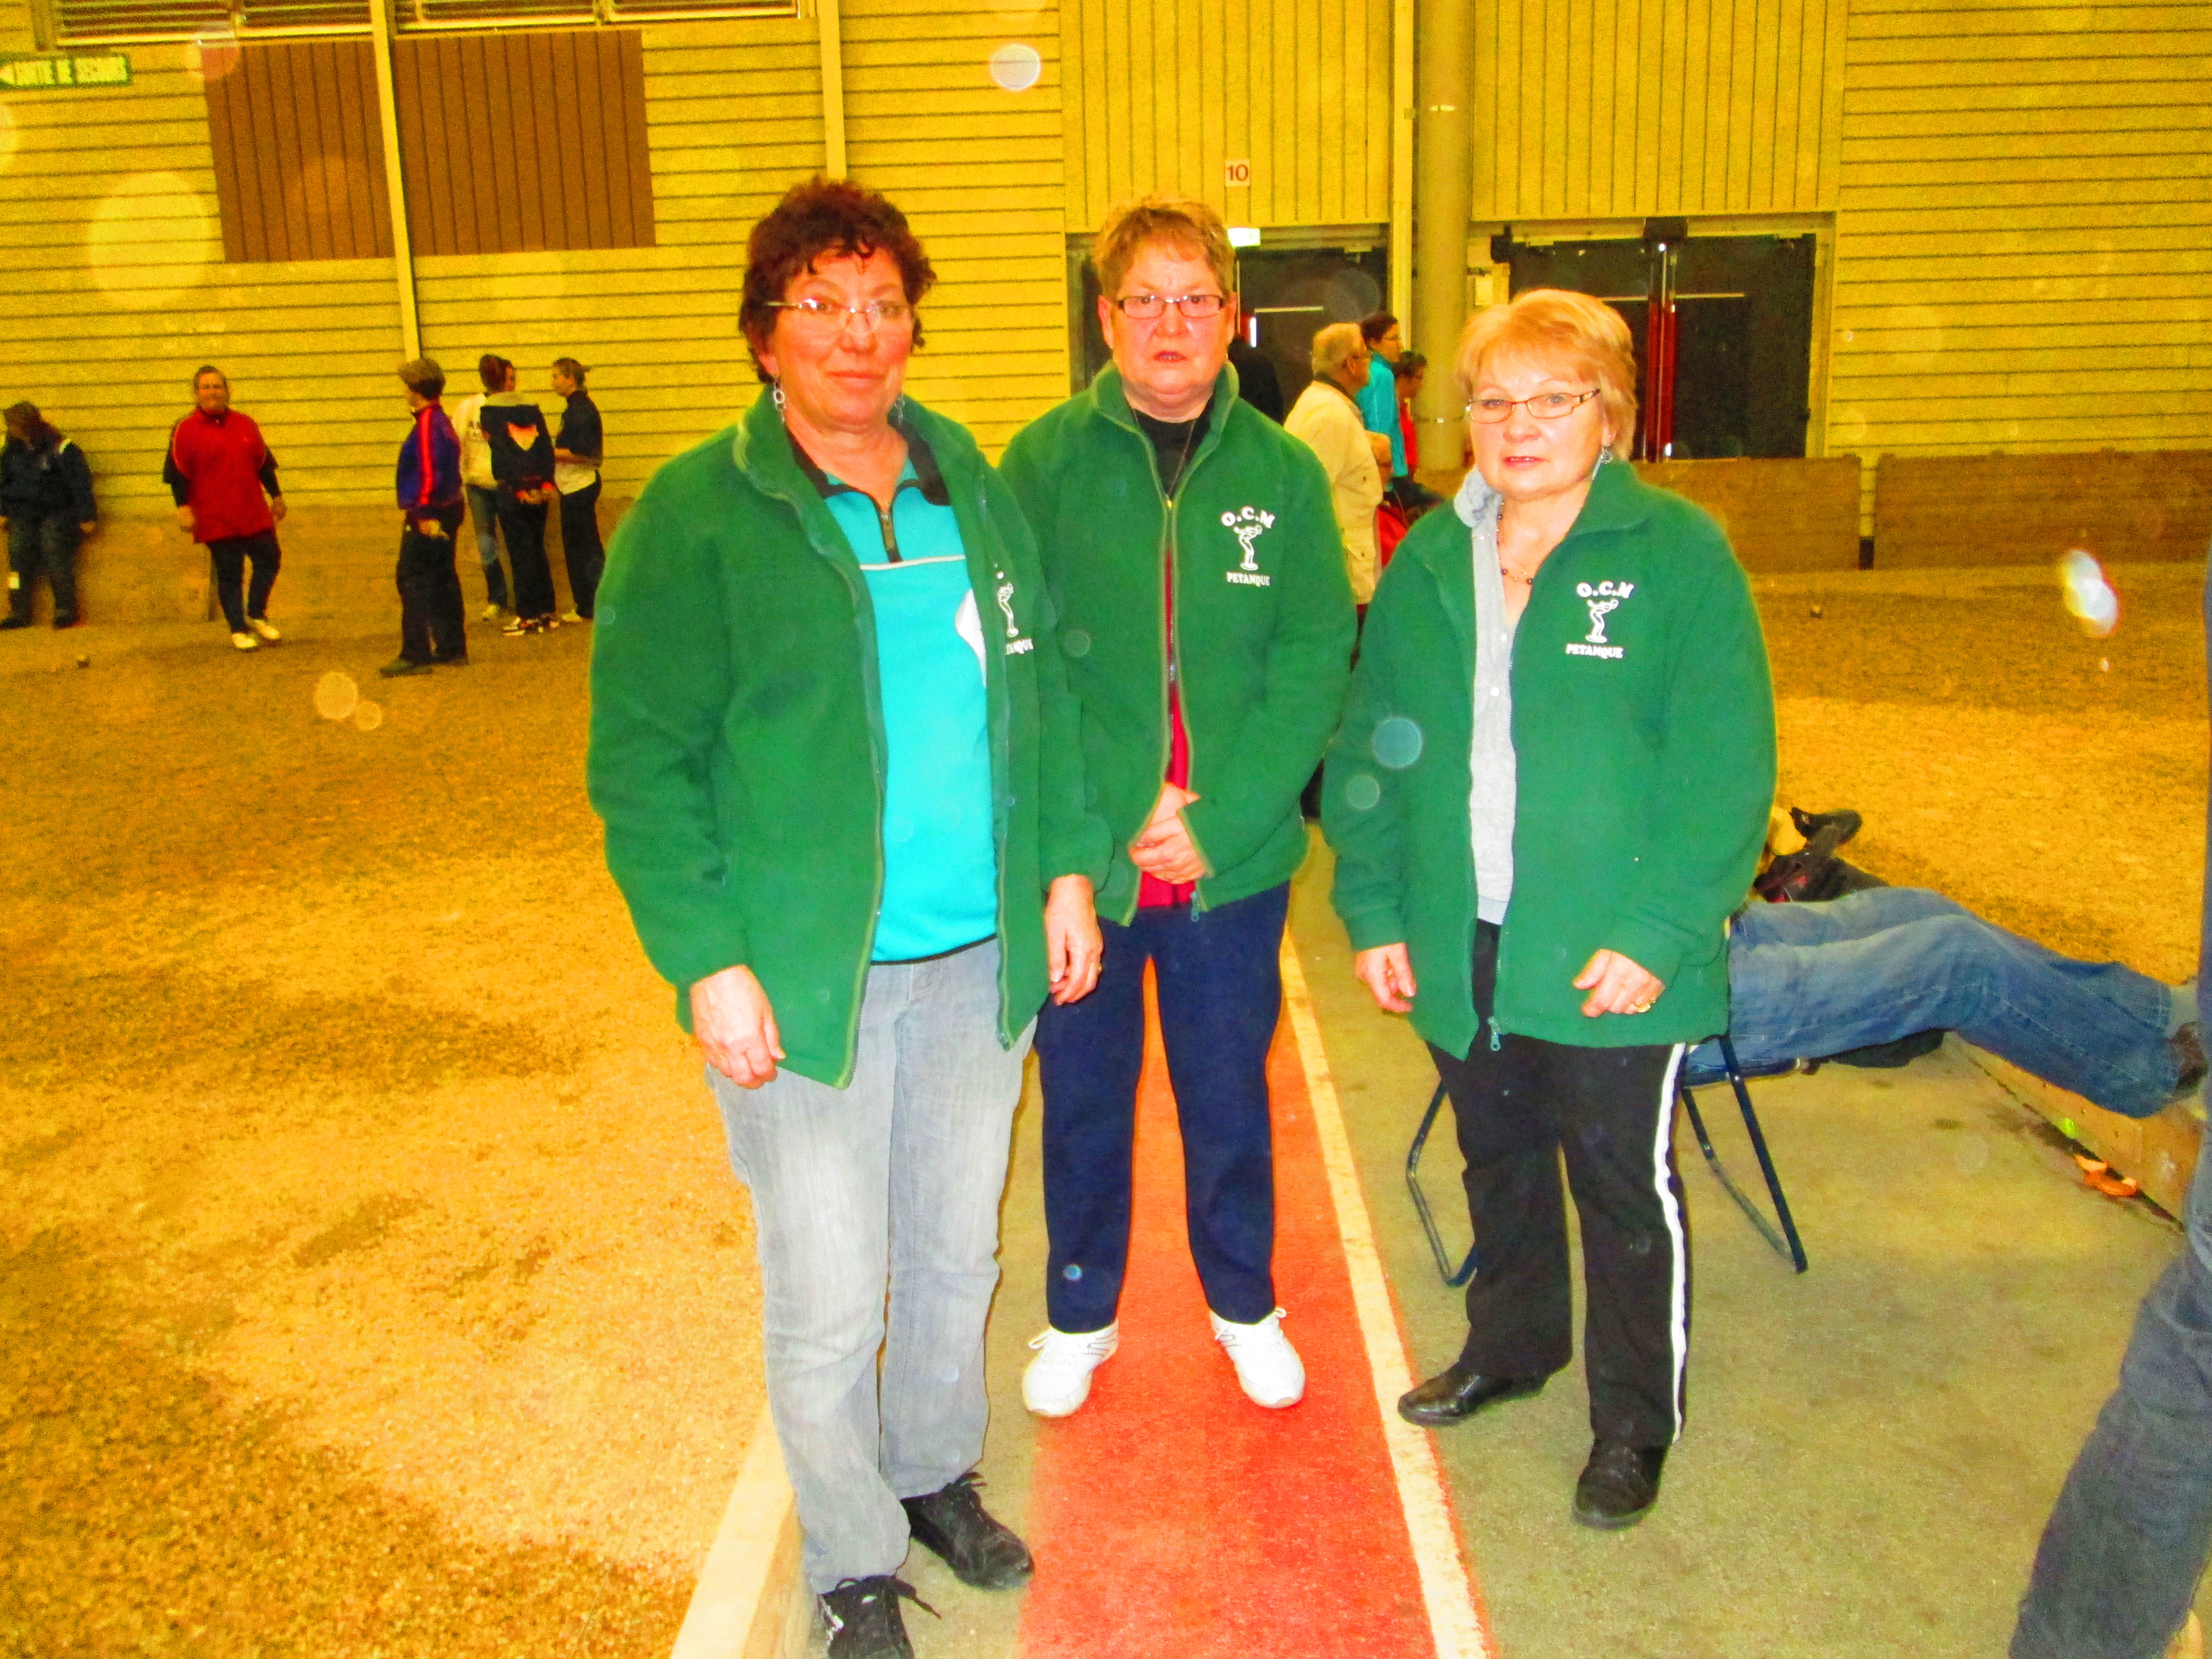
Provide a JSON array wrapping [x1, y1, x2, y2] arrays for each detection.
[[820, 1575, 933, 1659], [1573, 1438, 1669, 1530], [900, 1471, 1034, 1589], [2170, 1024, 2206, 1102]]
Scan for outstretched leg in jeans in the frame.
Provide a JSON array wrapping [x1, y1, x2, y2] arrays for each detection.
[[1709, 888, 2184, 1116]]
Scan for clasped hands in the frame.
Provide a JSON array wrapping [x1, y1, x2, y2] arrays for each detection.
[[1354, 944, 1664, 1020], [1129, 781, 1207, 886]]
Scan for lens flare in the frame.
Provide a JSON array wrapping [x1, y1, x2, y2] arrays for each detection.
[[1371, 715, 1424, 770], [184, 28, 241, 84], [314, 671, 360, 721], [1342, 773, 1382, 812], [989, 42, 1043, 91], [88, 172, 214, 310], [351, 699, 384, 732], [2058, 548, 2119, 638]]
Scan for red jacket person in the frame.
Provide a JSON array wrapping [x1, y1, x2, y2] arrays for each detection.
[[164, 365, 286, 652]]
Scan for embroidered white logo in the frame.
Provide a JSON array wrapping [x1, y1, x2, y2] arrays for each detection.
[[994, 572, 1034, 655], [1221, 505, 1275, 586], [1565, 579, 1633, 659]]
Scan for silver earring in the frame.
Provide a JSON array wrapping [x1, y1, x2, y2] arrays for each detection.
[[771, 381, 786, 411]]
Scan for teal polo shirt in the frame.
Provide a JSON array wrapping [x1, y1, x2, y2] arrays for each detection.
[[800, 429, 999, 962]]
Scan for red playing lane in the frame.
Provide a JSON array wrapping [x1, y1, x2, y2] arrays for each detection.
[[1016, 976, 1437, 1658]]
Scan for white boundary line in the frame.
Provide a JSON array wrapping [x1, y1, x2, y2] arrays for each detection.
[[1281, 943, 1497, 1659], [671, 1400, 811, 1659]]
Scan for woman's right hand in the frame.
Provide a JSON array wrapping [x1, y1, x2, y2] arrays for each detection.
[[692, 964, 785, 1089], [1355, 944, 1418, 1013]]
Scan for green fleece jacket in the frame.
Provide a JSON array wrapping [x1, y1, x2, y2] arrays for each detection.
[[586, 394, 1109, 1086], [1000, 366, 1356, 922], [1323, 458, 1776, 1056]]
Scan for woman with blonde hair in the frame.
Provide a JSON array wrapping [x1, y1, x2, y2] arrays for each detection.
[[1323, 287, 1775, 1528]]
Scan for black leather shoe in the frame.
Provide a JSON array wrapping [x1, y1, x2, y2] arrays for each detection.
[[1396, 1358, 1551, 1427], [819, 1575, 931, 1659], [1573, 1439, 1668, 1529], [901, 1472, 1034, 1589]]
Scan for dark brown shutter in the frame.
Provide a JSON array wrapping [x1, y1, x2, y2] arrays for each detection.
[[204, 38, 396, 263], [390, 27, 654, 255]]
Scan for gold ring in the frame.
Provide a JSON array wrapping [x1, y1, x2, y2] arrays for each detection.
[[1630, 1001, 1652, 1013]]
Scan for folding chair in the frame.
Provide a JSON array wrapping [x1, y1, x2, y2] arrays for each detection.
[[1405, 1032, 1809, 1285]]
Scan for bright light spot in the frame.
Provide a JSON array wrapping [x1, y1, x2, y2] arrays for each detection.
[[1371, 715, 1424, 769], [1227, 226, 1262, 249], [1062, 627, 1091, 657], [88, 172, 214, 311], [351, 699, 384, 732], [184, 28, 241, 84], [314, 671, 360, 721], [989, 42, 1042, 92], [1343, 773, 1381, 811], [2058, 548, 2119, 638]]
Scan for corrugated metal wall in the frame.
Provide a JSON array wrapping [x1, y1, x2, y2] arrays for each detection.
[[842, 0, 1066, 452], [1059, 0, 1395, 231], [1825, 0, 2212, 463], [0, 38, 404, 507], [1468, 0, 1850, 219], [412, 14, 824, 495], [4, 0, 2209, 510]]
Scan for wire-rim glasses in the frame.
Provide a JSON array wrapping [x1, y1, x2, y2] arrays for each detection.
[[767, 297, 915, 336], [1109, 292, 1229, 321], [1466, 388, 1602, 423]]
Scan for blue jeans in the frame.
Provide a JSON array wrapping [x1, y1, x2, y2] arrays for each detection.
[[708, 940, 1032, 1592], [2013, 1131, 2212, 1659], [465, 483, 509, 610], [1036, 882, 1289, 1332], [1700, 889, 2181, 1118]]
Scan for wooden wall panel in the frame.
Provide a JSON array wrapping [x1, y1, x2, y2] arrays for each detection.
[[1873, 451, 2212, 566], [836, 0, 1069, 455], [1826, 0, 2212, 469], [1471, 0, 1848, 219], [1060, 0, 1393, 232], [204, 39, 393, 263], [392, 27, 654, 257]]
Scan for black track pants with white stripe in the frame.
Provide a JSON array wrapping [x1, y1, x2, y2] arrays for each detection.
[[1428, 921, 1692, 1448]]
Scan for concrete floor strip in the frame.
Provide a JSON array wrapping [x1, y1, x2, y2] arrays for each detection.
[[671, 1401, 811, 1659], [1280, 944, 1498, 1659]]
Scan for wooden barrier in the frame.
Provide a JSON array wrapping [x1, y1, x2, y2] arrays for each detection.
[[1634, 457, 1862, 574], [1963, 1041, 2202, 1222], [1875, 451, 2212, 569], [32, 497, 630, 629]]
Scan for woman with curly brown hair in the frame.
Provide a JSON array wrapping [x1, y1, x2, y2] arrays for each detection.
[[587, 177, 1108, 1659]]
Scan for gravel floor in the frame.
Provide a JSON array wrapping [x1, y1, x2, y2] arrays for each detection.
[[0, 619, 762, 1658], [0, 553, 2200, 1658]]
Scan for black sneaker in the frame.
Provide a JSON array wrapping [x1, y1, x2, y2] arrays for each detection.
[[819, 1575, 932, 1659], [1573, 1439, 1668, 1529], [0, 616, 28, 631], [900, 1471, 1033, 1589]]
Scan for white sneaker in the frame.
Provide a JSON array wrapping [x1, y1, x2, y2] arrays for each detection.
[[1022, 1324, 1119, 1418], [246, 616, 281, 641], [562, 607, 588, 623], [230, 632, 259, 651], [1210, 1308, 1305, 1408]]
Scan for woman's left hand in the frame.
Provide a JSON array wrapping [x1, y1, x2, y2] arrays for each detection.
[[1045, 874, 1103, 1005], [1574, 950, 1665, 1018]]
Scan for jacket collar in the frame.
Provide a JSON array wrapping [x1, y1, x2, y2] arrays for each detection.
[[1451, 449, 1651, 539], [732, 392, 977, 525], [1089, 363, 1238, 464]]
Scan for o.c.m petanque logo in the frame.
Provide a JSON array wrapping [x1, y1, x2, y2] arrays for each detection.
[[1222, 505, 1276, 587]]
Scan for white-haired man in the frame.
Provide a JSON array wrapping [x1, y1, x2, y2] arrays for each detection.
[[1284, 321, 1384, 607]]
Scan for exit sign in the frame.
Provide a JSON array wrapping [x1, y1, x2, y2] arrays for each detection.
[[0, 52, 132, 89], [1224, 158, 1251, 187]]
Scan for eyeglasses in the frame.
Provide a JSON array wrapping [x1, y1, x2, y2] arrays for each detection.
[[1466, 388, 1602, 423], [1109, 292, 1229, 320], [767, 296, 914, 335]]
